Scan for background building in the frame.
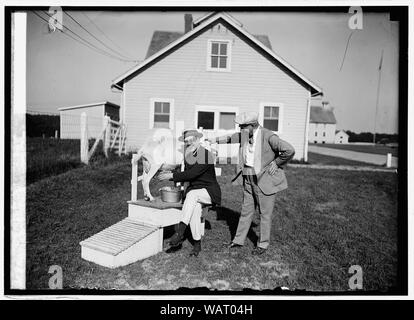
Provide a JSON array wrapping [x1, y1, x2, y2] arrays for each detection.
[[308, 100, 336, 144]]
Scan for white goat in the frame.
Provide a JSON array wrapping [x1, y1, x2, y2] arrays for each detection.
[[132, 128, 215, 201]]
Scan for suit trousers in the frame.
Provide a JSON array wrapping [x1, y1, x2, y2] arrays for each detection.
[[233, 174, 277, 249], [181, 188, 212, 241]]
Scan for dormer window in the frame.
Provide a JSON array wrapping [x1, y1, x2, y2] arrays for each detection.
[[207, 39, 232, 72]]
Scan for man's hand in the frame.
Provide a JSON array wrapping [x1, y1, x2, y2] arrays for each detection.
[[268, 161, 279, 176], [143, 160, 150, 174], [158, 171, 173, 181]]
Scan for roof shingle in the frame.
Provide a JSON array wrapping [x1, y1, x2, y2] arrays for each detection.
[[310, 106, 336, 124], [145, 30, 272, 59]]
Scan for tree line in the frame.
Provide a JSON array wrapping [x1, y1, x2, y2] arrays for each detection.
[[345, 131, 398, 144], [26, 114, 59, 137]]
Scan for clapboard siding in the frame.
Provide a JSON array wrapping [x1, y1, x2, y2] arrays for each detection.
[[123, 23, 310, 159]]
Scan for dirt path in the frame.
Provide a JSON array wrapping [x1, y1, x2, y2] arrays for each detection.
[[309, 145, 398, 167]]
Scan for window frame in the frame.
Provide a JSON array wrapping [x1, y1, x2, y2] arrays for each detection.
[[149, 98, 175, 129], [206, 39, 232, 72], [259, 102, 284, 134], [194, 105, 239, 131]]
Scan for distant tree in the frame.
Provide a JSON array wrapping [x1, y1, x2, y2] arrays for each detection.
[[343, 130, 398, 143], [345, 130, 357, 142], [26, 114, 60, 137]]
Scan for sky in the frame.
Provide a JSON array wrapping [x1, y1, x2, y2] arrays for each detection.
[[26, 10, 400, 134]]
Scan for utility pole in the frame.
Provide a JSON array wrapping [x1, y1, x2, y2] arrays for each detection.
[[373, 49, 383, 145]]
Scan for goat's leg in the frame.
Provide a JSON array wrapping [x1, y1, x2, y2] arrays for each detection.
[[142, 163, 162, 201], [141, 158, 150, 199]]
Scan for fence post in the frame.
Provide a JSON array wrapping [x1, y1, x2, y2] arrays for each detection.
[[80, 112, 89, 164], [55, 130, 58, 139], [120, 125, 127, 156], [386, 153, 392, 168], [118, 125, 123, 156], [131, 153, 139, 201], [103, 116, 111, 158]]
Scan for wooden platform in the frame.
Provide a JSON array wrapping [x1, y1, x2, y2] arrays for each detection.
[[128, 196, 183, 209], [128, 198, 183, 227], [80, 198, 209, 268], [80, 218, 162, 268]]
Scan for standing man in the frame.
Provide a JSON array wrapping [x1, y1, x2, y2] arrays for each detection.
[[211, 112, 295, 255]]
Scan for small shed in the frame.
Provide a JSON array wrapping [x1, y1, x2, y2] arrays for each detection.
[[59, 101, 120, 139], [335, 130, 349, 144]]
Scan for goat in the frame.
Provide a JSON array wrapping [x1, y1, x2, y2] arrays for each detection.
[[132, 128, 216, 201]]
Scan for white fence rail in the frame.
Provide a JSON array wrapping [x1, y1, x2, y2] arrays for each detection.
[[80, 112, 127, 164]]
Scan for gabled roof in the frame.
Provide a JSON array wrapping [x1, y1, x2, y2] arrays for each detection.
[[335, 129, 348, 136], [310, 106, 336, 124], [58, 101, 119, 111], [145, 30, 273, 59], [193, 11, 243, 28], [112, 12, 322, 94]]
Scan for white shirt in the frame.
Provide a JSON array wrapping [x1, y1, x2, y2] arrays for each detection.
[[244, 128, 260, 167]]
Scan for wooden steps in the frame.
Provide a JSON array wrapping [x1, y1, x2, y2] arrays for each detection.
[[80, 199, 209, 268], [80, 218, 162, 268]]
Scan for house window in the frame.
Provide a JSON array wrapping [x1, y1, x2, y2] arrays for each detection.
[[198, 111, 215, 130], [323, 132, 326, 137], [315, 132, 317, 137], [219, 112, 236, 130], [259, 103, 283, 133], [149, 98, 174, 129], [207, 40, 231, 72], [263, 106, 279, 131], [195, 106, 238, 131]]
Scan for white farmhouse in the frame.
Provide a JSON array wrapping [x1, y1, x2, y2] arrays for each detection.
[[335, 130, 349, 144], [308, 101, 336, 144], [111, 12, 323, 161]]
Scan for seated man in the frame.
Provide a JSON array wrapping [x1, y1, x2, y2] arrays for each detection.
[[158, 129, 221, 257]]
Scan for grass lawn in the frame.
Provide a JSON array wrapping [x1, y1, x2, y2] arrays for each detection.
[[315, 143, 399, 157], [26, 159, 399, 292], [26, 137, 127, 184], [306, 152, 383, 167], [27, 138, 82, 184]]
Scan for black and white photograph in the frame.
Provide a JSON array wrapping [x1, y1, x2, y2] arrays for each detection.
[[3, 1, 410, 298]]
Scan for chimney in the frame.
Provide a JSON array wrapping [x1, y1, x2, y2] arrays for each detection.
[[322, 101, 331, 110], [184, 14, 193, 33]]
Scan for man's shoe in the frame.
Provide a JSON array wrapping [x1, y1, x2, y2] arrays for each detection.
[[169, 233, 184, 247], [189, 240, 201, 257], [169, 222, 187, 247], [229, 242, 243, 249], [252, 247, 267, 255], [166, 244, 182, 253]]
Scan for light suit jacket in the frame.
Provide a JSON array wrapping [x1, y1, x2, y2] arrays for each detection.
[[216, 126, 295, 195]]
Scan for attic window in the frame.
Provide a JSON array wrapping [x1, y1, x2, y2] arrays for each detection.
[[207, 39, 231, 72]]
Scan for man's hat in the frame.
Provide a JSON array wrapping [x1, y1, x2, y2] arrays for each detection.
[[178, 129, 203, 142], [234, 112, 259, 126]]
